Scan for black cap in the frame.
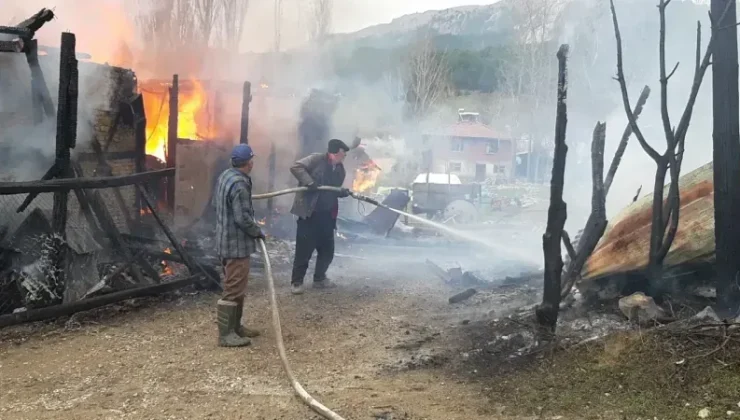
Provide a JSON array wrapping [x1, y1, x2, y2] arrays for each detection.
[[328, 139, 350, 154]]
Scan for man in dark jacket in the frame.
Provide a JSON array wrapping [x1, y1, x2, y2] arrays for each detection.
[[289, 139, 351, 294], [213, 144, 265, 347]]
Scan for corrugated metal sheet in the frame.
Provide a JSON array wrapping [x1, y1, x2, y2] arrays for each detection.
[[581, 161, 715, 281]]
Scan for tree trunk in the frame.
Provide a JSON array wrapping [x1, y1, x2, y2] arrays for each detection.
[[711, 0, 740, 317], [536, 45, 569, 333]]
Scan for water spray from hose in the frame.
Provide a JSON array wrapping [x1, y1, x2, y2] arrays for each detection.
[[251, 185, 539, 419]]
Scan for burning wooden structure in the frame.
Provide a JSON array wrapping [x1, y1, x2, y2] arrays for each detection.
[[0, 13, 217, 326]]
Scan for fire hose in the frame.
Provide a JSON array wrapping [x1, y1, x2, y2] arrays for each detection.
[[252, 186, 379, 420]]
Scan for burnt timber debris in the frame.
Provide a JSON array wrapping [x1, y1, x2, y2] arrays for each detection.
[[0, 15, 216, 327]]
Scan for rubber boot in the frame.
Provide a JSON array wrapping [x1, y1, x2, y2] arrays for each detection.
[[217, 300, 251, 347], [235, 298, 261, 338]]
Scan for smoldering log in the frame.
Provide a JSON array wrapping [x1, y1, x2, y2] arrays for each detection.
[[449, 288, 477, 304], [0, 275, 202, 329], [0, 169, 175, 195]]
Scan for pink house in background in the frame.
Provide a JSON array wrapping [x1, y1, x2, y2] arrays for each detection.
[[421, 110, 516, 182]]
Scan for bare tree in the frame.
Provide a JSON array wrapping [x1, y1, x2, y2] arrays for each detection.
[[609, 0, 725, 284], [194, 0, 221, 47], [220, 0, 250, 48], [309, 0, 333, 43], [403, 35, 451, 121], [499, 0, 567, 182]]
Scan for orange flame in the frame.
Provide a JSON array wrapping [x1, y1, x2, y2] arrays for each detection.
[[141, 80, 219, 162], [162, 248, 173, 275], [352, 161, 381, 193], [257, 217, 267, 226]]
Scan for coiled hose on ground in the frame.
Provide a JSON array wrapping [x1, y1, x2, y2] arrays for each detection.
[[252, 186, 380, 420]]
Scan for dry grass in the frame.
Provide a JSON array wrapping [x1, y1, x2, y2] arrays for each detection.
[[488, 324, 740, 419]]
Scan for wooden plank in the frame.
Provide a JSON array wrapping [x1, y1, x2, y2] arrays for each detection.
[[581, 161, 716, 281], [0, 169, 175, 195]]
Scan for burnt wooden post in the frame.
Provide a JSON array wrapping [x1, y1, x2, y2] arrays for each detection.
[[131, 94, 147, 221], [267, 142, 277, 222], [536, 44, 569, 334], [711, 0, 740, 316], [166, 74, 179, 212], [50, 32, 78, 295], [239, 81, 251, 144], [52, 32, 78, 234]]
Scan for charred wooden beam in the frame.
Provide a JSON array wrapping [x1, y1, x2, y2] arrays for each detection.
[[15, 8, 55, 35], [70, 162, 103, 238], [24, 39, 56, 122], [88, 189, 150, 285], [15, 164, 60, 212], [239, 81, 251, 144], [52, 32, 78, 224], [166, 74, 179, 212], [0, 26, 32, 38], [131, 94, 148, 221], [136, 184, 221, 290], [536, 44, 570, 333], [0, 39, 24, 53], [0, 275, 201, 329], [0, 169, 175, 195]]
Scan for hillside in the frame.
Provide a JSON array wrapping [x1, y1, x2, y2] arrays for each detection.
[[326, 1, 517, 51]]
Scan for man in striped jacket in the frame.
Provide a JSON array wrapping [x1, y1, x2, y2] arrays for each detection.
[[213, 144, 265, 347]]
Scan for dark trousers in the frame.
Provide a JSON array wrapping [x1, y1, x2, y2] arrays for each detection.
[[291, 211, 335, 285]]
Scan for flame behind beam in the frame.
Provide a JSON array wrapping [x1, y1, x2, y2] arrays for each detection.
[[140, 79, 219, 162]]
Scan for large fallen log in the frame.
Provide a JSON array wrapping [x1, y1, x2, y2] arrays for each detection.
[[581, 161, 715, 283], [0, 275, 201, 328]]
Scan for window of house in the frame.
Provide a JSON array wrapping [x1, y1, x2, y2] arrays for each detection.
[[451, 138, 463, 152], [493, 164, 506, 174], [448, 162, 462, 172], [486, 139, 500, 154]]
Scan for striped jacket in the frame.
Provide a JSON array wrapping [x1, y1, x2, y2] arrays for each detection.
[[213, 168, 261, 259]]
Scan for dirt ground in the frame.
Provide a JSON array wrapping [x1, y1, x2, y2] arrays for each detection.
[[0, 249, 532, 420], [2, 243, 738, 420]]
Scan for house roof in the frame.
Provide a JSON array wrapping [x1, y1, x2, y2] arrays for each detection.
[[425, 121, 508, 139]]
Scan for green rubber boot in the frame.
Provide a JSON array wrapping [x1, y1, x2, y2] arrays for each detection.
[[235, 298, 261, 338], [217, 300, 251, 347]]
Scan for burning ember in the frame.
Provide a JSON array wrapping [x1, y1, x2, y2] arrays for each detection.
[[257, 217, 267, 226], [141, 79, 219, 162], [162, 248, 173, 275], [353, 161, 382, 193]]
